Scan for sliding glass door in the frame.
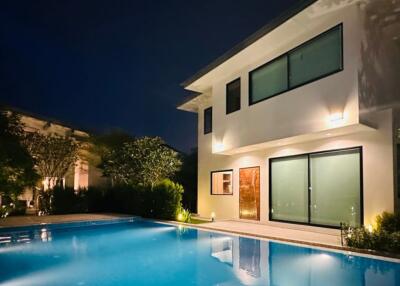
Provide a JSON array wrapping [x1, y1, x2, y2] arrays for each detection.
[[270, 148, 362, 227], [310, 150, 361, 227], [270, 156, 308, 223]]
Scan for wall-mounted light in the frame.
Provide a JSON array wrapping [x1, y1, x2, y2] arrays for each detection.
[[328, 112, 346, 127], [329, 112, 344, 123], [214, 142, 224, 153]]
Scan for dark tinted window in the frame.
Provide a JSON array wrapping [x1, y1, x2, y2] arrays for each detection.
[[204, 107, 212, 134], [226, 78, 241, 114], [249, 24, 343, 105], [289, 25, 342, 88]]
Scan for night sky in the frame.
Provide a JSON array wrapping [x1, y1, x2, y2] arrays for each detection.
[[0, 0, 297, 153]]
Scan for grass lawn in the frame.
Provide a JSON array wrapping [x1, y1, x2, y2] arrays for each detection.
[[189, 218, 210, 224]]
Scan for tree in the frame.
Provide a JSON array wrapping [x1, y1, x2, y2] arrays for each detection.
[[0, 111, 38, 201], [175, 148, 197, 213], [24, 132, 79, 189], [87, 129, 135, 168], [102, 136, 182, 187]]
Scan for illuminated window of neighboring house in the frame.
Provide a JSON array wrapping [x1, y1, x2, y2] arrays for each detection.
[[211, 170, 233, 195]]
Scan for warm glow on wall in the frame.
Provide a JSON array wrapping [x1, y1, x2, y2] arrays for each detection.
[[328, 111, 346, 128], [211, 212, 216, 221], [214, 142, 225, 153], [330, 112, 344, 122]]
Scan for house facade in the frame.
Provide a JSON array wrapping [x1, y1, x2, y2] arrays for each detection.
[[178, 0, 400, 230], [3, 107, 109, 208]]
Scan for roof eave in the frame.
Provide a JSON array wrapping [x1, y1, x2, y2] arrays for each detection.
[[181, 0, 318, 89]]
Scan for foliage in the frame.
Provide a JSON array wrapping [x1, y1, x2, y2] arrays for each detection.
[[175, 148, 197, 213], [177, 208, 192, 223], [0, 205, 12, 218], [342, 212, 400, 253], [0, 199, 27, 217], [102, 136, 182, 187], [37, 189, 53, 215], [24, 132, 79, 187], [376, 211, 400, 233], [0, 111, 38, 200], [36, 179, 184, 221], [51, 187, 87, 214], [87, 130, 135, 168], [38, 187, 87, 214], [149, 179, 183, 220]]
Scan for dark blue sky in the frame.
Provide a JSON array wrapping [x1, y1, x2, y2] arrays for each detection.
[[0, 0, 297, 153]]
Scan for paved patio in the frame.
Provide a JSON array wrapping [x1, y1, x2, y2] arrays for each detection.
[[189, 220, 342, 247], [1, 214, 341, 247], [0, 213, 131, 228]]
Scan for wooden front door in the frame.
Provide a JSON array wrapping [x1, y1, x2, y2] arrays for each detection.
[[239, 167, 260, 220]]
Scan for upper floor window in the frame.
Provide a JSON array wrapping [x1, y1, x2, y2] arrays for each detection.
[[249, 24, 343, 105], [204, 107, 212, 134], [226, 78, 241, 114]]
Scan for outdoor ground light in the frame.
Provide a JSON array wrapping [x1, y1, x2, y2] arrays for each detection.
[[211, 212, 216, 222], [177, 213, 183, 221]]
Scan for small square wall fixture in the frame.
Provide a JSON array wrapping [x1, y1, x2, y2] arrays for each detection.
[[329, 112, 345, 127], [214, 142, 225, 153]]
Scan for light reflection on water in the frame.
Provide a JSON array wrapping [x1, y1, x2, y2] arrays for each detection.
[[0, 222, 399, 286], [205, 231, 399, 286]]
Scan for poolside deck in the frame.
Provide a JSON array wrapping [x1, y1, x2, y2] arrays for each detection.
[[187, 220, 342, 247], [0, 213, 131, 228]]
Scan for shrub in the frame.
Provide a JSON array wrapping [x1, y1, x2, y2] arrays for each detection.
[[51, 187, 86, 214], [33, 179, 184, 220], [149, 179, 183, 220], [0, 205, 11, 218], [177, 208, 192, 223], [86, 187, 108, 213], [342, 212, 400, 253], [10, 200, 27, 216], [376, 212, 400, 233], [38, 189, 53, 215], [38, 187, 87, 215]]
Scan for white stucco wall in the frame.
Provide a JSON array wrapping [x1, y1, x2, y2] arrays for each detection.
[[190, 0, 399, 231], [198, 108, 394, 228], [211, 4, 362, 153]]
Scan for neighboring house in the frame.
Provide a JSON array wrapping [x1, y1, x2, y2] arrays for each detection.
[[3, 107, 109, 208], [178, 0, 400, 230]]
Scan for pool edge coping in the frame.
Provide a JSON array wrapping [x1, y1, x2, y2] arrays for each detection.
[[1, 215, 398, 263], [0, 216, 138, 233], [147, 218, 400, 263]]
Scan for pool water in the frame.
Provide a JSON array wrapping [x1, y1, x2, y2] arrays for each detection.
[[0, 219, 399, 286]]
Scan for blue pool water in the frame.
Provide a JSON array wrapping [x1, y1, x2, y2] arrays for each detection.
[[0, 219, 399, 286]]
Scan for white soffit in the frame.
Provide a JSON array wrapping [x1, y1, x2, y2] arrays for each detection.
[[216, 123, 376, 155]]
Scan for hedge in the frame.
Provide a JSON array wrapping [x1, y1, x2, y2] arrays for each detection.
[[37, 179, 183, 221]]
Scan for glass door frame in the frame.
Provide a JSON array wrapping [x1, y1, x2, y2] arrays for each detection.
[[268, 146, 364, 229]]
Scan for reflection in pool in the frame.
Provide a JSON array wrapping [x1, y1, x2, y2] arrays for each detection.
[[0, 220, 399, 286], [208, 232, 399, 286]]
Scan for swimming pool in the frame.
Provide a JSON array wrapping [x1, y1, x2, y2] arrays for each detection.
[[0, 219, 399, 285]]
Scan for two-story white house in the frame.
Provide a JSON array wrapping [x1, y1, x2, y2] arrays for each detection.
[[178, 0, 399, 230]]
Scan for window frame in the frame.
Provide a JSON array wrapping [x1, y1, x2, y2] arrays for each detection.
[[226, 77, 241, 114], [210, 169, 234, 196], [249, 23, 343, 106], [268, 146, 363, 229], [204, 107, 212, 134]]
